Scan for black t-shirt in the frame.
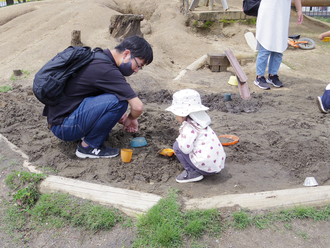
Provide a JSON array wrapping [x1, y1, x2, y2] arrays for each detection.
[[43, 49, 137, 125]]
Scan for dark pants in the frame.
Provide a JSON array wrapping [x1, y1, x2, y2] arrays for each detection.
[[51, 93, 128, 148], [322, 85, 330, 110], [173, 141, 215, 176]]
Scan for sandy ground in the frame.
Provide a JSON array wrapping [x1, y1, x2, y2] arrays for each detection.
[[1, 0, 330, 246]]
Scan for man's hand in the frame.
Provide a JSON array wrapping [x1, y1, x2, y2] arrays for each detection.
[[118, 112, 127, 125], [123, 115, 139, 132]]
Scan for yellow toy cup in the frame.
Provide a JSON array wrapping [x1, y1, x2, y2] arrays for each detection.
[[121, 149, 133, 163], [228, 76, 238, 86]]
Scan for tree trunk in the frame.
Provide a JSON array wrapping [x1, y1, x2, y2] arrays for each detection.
[[109, 14, 144, 42], [71, 30, 83, 47]]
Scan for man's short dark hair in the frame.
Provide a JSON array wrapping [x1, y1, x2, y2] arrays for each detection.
[[115, 36, 153, 65]]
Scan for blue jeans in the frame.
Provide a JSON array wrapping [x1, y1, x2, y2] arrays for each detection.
[[51, 93, 128, 148], [173, 141, 214, 176], [256, 44, 283, 76]]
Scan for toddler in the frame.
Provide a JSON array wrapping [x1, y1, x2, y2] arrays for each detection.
[[166, 89, 226, 183]]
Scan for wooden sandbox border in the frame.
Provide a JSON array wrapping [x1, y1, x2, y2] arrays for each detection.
[[1, 133, 330, 217]]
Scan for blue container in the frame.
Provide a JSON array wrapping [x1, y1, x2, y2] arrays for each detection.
[[131, 137, 147, 147], [224, 93, 232, 101]]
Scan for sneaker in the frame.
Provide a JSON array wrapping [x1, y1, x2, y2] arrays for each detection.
[[267, 74, 284, 88], [76, 141, 120, 158], [254, 76, 270, 90], [176, 170, 204, 183], [316, 96, 330, 114]]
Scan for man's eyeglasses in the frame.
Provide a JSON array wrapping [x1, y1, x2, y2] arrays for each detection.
[[132, 55, 143, 70]]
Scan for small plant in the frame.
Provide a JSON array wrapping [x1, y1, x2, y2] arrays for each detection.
[[13, 185, 40, 208], [219, 18, 236, 25], [232, 209, 252, 229], [5, 170, 46, 190], [10, 70, 30, 81], [0, 85, 13, 92], [5, 171, 46, 209], [297, 231, 309, 240], [203, 20, 214, 29], [39, 165, 58, 173], [243, 18, 257, 25]]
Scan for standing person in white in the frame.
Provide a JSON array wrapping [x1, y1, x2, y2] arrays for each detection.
[[254, 0, 303, 90]]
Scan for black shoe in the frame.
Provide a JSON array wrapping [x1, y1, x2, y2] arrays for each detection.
[[176, 170, 203, 183], [254, 76, 270, 90], [76, 141, 120, 159], [267, 74, 284, 87]]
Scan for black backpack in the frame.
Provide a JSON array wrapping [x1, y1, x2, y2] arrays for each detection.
[[33, 46, 111, 106], [243, 0, 261, 17]]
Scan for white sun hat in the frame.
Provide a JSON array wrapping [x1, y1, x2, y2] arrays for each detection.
[[165, 89, 211, 128]]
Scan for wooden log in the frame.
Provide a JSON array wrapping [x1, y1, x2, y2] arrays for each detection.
[[185, 186, 330, 211], [109, 14, 144, 41], [39, 175, 161, 217], [71, 30, 83, 47]]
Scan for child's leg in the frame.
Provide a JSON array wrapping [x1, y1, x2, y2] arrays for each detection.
[[322, 83, 330, 109], [173, 141, 195, 172], [173, 141, 214, 176], [173, 141, 203, 183], [317, 83, 330, 113]]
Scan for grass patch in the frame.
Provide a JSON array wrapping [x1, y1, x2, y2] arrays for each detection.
[[10, 69, 30, 81], [5, 170, 46, 190], [32, 193, 127, 230], [3, 170, 330, 246], [0, 85, 13, 92], [314, 17, 330, 23], [1, 169, 132, 244], [134, 189, 225, 247], [38, 165, 59, 173], [134, 190, 330, 246]]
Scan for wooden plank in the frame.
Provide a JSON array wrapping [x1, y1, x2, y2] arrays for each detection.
[[225, 48, 248, 82], [185, 186, 330, 211], [237, 76, 251, 100], [39, 175, 162, 217], [225, 48, 250, 100]]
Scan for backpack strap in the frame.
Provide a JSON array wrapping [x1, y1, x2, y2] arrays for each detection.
[[93, 47, 112, 62]]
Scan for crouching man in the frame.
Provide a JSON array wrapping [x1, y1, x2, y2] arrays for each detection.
[[43, 36, 153, 158]]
